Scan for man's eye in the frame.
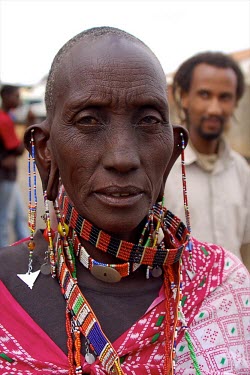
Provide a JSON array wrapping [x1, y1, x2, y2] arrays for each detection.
[[138, 116, 161, 125], [199, 91, 210, 99], [76, 116, 99, 125]]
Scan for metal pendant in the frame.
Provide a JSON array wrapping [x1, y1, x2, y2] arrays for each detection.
[[186, 269, 195, 280], [91, 265, 121, 283], [40, 263, 51, 275], [85, 352, 96, 364], [151, 266, 163, 278], [17, 270, 40, 289]]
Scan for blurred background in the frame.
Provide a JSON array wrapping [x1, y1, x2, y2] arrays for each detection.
[[0, 0, 249, 233]]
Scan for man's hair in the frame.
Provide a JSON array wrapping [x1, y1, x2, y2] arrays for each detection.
[[0, 84, 19, 99], [45, 26, 149, 116], [172, 51, 245, 122]]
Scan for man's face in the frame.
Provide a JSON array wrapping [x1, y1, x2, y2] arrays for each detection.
[[48, 36, 174, 240], [5, 89, 20, 110], [182, 63, 237, 141]]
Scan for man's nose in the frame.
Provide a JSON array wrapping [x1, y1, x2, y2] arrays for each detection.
[[102, 128, 140, 173], [207, 97, 223, 115]]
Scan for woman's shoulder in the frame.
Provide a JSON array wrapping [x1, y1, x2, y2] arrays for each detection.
[[0, 239, 28, 279]]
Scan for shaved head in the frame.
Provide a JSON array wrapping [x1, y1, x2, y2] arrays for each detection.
[[45, 26, 162, 118]]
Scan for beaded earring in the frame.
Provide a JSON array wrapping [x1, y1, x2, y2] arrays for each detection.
[[41, 191, 56, 277], [139, 196, 165, 279], [53, 198, 75, 278], [180, 132, 191, 234], [180, 132, 194, 279], [17, 129, 40, 289]]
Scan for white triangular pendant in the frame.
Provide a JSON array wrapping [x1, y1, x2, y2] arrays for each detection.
[[186, 269, 195, 280], [17, 270, 40, 289]]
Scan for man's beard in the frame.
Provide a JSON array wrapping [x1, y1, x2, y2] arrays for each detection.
[[187, 114, 225, 141]]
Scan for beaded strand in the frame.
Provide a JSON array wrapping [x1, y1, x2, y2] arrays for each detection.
[[72, 233, 140, 279], [180, 133, 194, 273], [48, 191, 201, 374], [27, 129, 37, 273], [59, 190, 188, 267], [56, 236, 124, 375], [42, 191, 56, 277]]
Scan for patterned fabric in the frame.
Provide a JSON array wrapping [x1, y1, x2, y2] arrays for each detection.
[[0, 238, 249, 374]]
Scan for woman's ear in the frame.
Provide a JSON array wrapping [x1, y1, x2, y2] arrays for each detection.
[[165, 125, 189, 180], [24, 121, 59, 201], [158, 125, 189, 201]]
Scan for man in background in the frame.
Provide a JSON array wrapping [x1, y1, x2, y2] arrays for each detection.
[[0, 85, 28, 247], [165, 51, 250, 266]]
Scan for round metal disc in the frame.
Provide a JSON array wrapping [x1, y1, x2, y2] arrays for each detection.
[[151, 266, 162, 278], [40, 263, 51, 275], [91, 265, 121, 283], [85, 352, 96, 364]]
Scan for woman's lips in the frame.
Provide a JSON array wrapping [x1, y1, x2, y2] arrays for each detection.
[[94, 187, 144, 207]]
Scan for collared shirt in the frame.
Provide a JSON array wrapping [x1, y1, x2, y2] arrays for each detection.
[[164, 139, 250, 260]]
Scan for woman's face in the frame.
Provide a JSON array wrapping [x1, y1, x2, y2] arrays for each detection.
[[48, 36, 174, 241]]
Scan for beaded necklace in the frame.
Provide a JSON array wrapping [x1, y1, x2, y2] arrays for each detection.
[[52, 192, 197, 374], [55, 236, 123, 374], [71, 232, 140, 282], [59, 190, 189, 267]]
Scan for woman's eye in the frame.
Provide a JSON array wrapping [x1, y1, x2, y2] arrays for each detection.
[[76, 116, 100, 125], [138, 116, 161, 125]]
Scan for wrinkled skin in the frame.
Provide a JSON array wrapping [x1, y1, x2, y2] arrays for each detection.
[[26, 35, 186, 242], [181, 63, 237, 152]]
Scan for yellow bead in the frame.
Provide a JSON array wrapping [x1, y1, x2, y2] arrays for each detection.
[[58, 222, 69, 236], [28, 241, 36, 250]]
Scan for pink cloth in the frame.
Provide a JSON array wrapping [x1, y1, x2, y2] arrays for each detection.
[[1, 238, 249, 374]]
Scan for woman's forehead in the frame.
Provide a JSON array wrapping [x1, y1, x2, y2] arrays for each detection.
[[58, 37, 164, 83], [54, 37, 167, 108]]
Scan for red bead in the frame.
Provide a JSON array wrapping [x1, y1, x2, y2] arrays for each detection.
[[43, 227, 55, 242]]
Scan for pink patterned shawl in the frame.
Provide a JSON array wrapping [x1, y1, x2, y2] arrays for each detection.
[[1, 237, 249, 374]]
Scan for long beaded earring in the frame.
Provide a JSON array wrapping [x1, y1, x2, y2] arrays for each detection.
[[53, 198, 76, 279], [41, 191, 56, 277], [17, 129, 40, 289], [180, 132, 191, 234], [179, 133, 202, 374], [180, 132, 194, 279], [140, 197, 165, 279]]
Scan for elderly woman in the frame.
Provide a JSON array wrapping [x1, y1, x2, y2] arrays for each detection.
[[0, 27, 249, 375]]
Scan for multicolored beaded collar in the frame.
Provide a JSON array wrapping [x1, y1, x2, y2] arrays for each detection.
[[52, 190, 194, 374], [59, 189, 189, 267], [71, 232, 141, 282]]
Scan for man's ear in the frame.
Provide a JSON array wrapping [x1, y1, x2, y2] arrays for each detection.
[[180, 92, 189, 111], [24, 121, 59, 201]]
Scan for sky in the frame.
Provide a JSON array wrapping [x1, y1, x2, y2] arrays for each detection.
[[0, 0, 250, 86]]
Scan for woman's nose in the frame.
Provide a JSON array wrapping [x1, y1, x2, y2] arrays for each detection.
[[102, 128, 140, 173]]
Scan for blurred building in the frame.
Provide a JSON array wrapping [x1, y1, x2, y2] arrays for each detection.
[[167, 49, 250, 161], [11, 76, 47, 124]]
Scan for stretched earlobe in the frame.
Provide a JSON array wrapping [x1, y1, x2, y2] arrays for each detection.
[[165, 125, 189, 180], [24, 122, 60, 201], [157, 125, 189, 201]]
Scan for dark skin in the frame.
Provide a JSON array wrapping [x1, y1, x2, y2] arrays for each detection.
[[1, 35, 188, 354], [25, 36, 187, 267], [28, 36, 186, 249], [181, 63, 237, 154]]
